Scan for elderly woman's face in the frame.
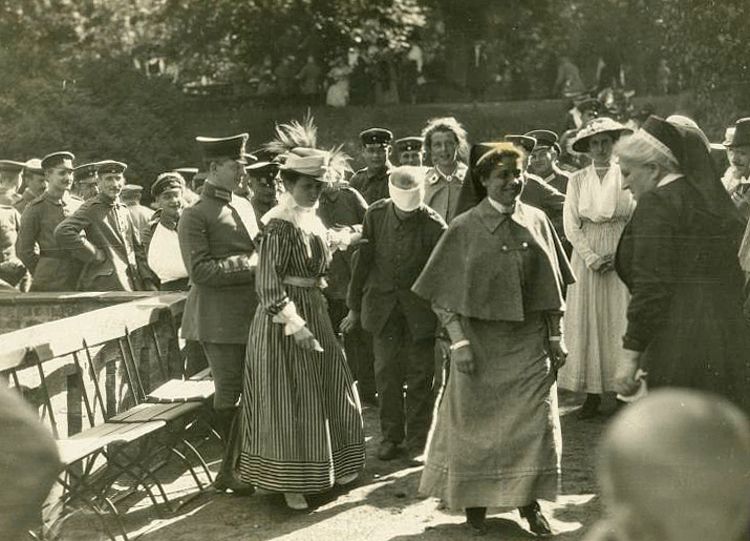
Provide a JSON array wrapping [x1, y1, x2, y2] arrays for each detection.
[[620, 157, 659, 200], [481, 156, 525, 206]]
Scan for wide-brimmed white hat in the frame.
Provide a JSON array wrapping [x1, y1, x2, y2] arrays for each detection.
[[572, 117, 632, 153]]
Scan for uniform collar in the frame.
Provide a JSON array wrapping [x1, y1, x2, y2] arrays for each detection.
[[427, 162, 467, 185], [367, 163, 391, 179], [203, 181, 233, 202], [476, 197, 529, 232]]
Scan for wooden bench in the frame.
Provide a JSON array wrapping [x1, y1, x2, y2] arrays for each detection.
[[0, 293, 218, 541]]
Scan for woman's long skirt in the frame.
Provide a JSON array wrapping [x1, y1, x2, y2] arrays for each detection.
[[238, 287, 366, 493], [419, 313, 561, 510], [559, 220, 630, 393]]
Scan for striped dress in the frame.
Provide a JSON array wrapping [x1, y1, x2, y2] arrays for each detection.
[[238, 218, 366, 493]]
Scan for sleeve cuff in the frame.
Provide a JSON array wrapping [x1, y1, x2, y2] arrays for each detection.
[[271, 301, 307, 335], [622, 333, 646, 352]]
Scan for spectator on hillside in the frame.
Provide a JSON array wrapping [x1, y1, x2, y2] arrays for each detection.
[[554, 56, 586, 98], [296, 55, 323, 104], [274, 55, 297, 102], [326, 57, 351, 108], [656, 58, 671, 95]]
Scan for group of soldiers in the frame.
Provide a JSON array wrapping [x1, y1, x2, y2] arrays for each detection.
[[0, 117, 580, 466]]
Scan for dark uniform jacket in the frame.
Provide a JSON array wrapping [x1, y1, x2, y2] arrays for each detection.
[[178, 182, 259, 344], [522, 174, 567, 247], [318, 184, 368, 300], [348, 199, 446, 339], [16, 192, 82, 291], [349, 165, 391, 204], [0, 205, 26, 288], [54, 193, 153, 291]]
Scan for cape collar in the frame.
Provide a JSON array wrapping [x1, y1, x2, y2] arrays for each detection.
[[475, 197, 531, 232]]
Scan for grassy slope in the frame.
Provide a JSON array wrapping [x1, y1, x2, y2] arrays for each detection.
[[182, 96, 679, 170]]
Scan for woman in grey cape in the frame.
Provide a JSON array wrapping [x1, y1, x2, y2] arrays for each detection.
[[413, 142, 574, 536]]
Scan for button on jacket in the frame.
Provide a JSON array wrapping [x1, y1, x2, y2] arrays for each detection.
[[348, 199, 446, 338], [178, 182, 259, 344], [54, 193, 152, 291], [16, 192, 82, 291]]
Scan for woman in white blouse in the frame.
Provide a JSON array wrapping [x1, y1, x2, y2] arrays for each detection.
[[558, 118, 634, 418]]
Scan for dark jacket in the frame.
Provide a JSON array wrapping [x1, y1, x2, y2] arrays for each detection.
[[348, 199, 446, 338], [16, 192, 82, 291], [178, 182, 259, 344], [615, 178, 749, 410], [349, 165, 391, 205], [54, 193, 153, 291], [318, 184, 368, 300]]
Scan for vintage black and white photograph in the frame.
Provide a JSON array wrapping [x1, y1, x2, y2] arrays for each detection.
[[0, 1, 749, 540]]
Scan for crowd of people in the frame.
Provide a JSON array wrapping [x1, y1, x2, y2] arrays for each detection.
[[1, 103, 750, 540]]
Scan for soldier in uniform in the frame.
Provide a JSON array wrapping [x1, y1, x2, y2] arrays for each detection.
[[0, 160, 25, 206], [55, 160, 155, 291], [244, 151, 279, 228], [525, 129, 571, 194], [177, 134, 257, 494], [349, 127, 394, 204], [394, 136, 424, 167], [143, 172, 189, 291], [72, 162, 100, 201], [0, 189, 25, 290], [16, 152, 83, 291], [343, 166, 446, 461], [318, 168, 376, 403], [121, 184, 154, 238], [14, 159, 46, 214]]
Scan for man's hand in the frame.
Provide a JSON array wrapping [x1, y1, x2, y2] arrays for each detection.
[[452, 345, 475, 375], [340, 310, 360, 333]]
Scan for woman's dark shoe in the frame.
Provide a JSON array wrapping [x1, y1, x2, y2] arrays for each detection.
[[377, 441, 400, 460], [213, 474, 255, 496], [577, 393, 601, 420], [519, 501, 552, 537], [465, 506, 487, 536]]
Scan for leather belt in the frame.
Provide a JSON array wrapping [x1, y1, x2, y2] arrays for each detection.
[[282, 276, 327, 289]]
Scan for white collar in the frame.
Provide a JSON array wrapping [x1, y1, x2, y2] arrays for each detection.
[[427, 162, 467, 185], [487, 197, 516, 215], [656, 172, 683, 188]]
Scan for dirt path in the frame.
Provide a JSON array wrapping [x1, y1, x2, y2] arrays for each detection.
[[66, 391, 613, 540]]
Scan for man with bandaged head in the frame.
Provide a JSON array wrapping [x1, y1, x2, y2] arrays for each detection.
[[343, 166, 446, 461]]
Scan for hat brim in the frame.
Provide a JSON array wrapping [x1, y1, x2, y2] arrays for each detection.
[[572, 128, 633, 153]]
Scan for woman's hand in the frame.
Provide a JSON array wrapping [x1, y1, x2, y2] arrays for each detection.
[[592, 254, 615, 273], [614, 349, 641, 396], [293, 326, 319, 350], [452, 345, 476, 375], [547, 338, 568, 370], [339, 310, 359, 333]]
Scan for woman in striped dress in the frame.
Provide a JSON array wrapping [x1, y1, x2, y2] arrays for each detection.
[[238, 147, 366, 510], [558, 118, 635, 417]]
